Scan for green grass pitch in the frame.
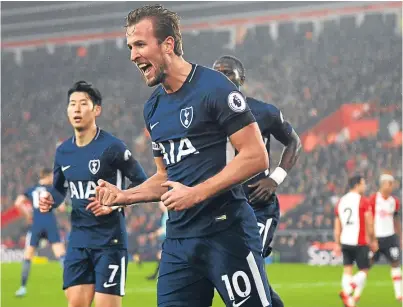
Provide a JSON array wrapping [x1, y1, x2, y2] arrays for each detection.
[[1, 262, 398, 307]]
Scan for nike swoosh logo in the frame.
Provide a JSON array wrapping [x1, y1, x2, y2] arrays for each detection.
[[150, 122, 159, 130], [103, 282, 117, 288], [61, 165, 71, 172], [233, 296, 251, 307]]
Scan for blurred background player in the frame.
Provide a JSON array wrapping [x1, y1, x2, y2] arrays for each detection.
[[97, 4, 273, 306], [368, 173, 402, 302], [334, 175, 378, 307], [146, 202, 168, 280], [213, 55, 301, 307], [39, 81, 147, 307], [14, 168, 66, 297]]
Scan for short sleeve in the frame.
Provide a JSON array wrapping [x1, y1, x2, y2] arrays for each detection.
[[261, 104, 293, 146], [207, 86, 256, 137], [334, 201, 340, 216], [393, 196, 400, 216], [368, 194, 376, 216]]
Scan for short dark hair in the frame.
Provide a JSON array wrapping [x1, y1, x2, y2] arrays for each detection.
[[217, 55, 246, 78], [67, 81, 102, 106], [348, 174, 364, 190], [126, 4, 183, 56], [39, 167, 52, 179]]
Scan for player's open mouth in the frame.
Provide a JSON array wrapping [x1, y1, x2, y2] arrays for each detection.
[[138, 63, 153, 77], [73, 116, 82, 122]]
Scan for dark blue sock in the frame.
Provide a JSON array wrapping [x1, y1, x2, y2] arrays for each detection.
[[21, 259, 31, 287]]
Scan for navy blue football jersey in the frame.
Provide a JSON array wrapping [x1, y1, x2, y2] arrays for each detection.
[[24, 184, 57, 225], [144, 64, 257, 239], [243, 97, 294, 206], [49, 128, 147, 249]]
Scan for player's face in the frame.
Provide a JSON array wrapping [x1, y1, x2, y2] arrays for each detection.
[[213, 61, 242, 88], [358, 178, 367, 194], [67, 92, 101, 131], [126, 19, 166, 87], [380, 180, 394, 194]]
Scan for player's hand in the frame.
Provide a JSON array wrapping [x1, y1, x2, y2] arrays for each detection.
[[333, 244, 342, 257], [86, 197, 113, 216], [39, 191, 54, 213], [96, 180, 127, 206], [369, 240, 379, 253], [248, 177, 278, 204], [161, 181, 201, 211]]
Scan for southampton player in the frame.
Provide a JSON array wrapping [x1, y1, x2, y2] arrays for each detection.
[[213, 55, 301, 307], [14, 168, 66, 297], [97, 4, 273, 306], [334, 175, 378, 307], [368, 173, 402, 302], [39, 81, 147, 307]]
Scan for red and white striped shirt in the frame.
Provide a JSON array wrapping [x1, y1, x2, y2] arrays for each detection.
[[335, 192, 370, 246], [368, 192, 400, 238]]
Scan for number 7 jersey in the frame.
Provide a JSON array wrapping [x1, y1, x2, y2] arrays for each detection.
[[335, 191, 370, 246]]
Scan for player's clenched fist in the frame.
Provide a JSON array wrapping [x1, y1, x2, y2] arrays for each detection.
[[96, 179, 127, 206], [161, 181, 203, 211], [39, 191, 54, 213]]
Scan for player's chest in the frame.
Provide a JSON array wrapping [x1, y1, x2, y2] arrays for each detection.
[[149, 96, 210, 142], [375, 198, 395, 216], [60, 149, 114, 181]]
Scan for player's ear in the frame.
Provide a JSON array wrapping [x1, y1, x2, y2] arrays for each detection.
[[162, 36, 175, 54], [94, 105, 102, 117], [240, 76, 245, 86]]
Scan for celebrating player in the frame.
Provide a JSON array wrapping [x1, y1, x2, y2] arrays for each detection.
[[213, 55, 301, 307], [334, 175, 378, 307], [39, 81, 147, 307], [97, 4, 273, 306], [368, 173, 402, 302], [14, 168, 66, 297]]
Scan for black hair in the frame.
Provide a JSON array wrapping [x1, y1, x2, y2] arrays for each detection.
[[216, 55, 246, 78], [67, 81, 102, 106], [348, 174, 364, 190]]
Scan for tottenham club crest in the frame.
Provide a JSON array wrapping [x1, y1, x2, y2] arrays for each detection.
[[88, 159, 100, 175], [227, 91, 246, 113], [180, 106, 194, 128]]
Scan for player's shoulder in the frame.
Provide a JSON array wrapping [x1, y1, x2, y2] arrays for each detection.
[[98, 129, 128, 151], [197, 65, 235, 90], [56, 136, 75, 155], [144, 86, 165, 123], [246, 97, 280, 114]]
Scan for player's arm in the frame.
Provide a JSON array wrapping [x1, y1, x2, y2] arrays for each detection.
[[39, 155, 67, 212], [364, 199, 378, 252], [333, 204, 342, 256], [97, 156, 168, 206], [161, 89, 268, 211], [393, 197, 401, 242], [249, 106, 301, 203], [14, 194, 32, 222], [194, 122, 268, 200]]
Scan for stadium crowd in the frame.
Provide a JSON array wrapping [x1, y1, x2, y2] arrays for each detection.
[[2, 12, 401, 258]]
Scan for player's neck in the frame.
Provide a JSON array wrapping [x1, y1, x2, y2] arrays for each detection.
[[74, 125, 98, 147], [162, 58, 192, 94], [379, 190, 390, 199]]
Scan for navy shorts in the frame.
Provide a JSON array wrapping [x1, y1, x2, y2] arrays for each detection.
[[26, 223, 61, 247], [63, 246, 128, 296], [253, 196, 280, 258], [157, 212, 272, 307]]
